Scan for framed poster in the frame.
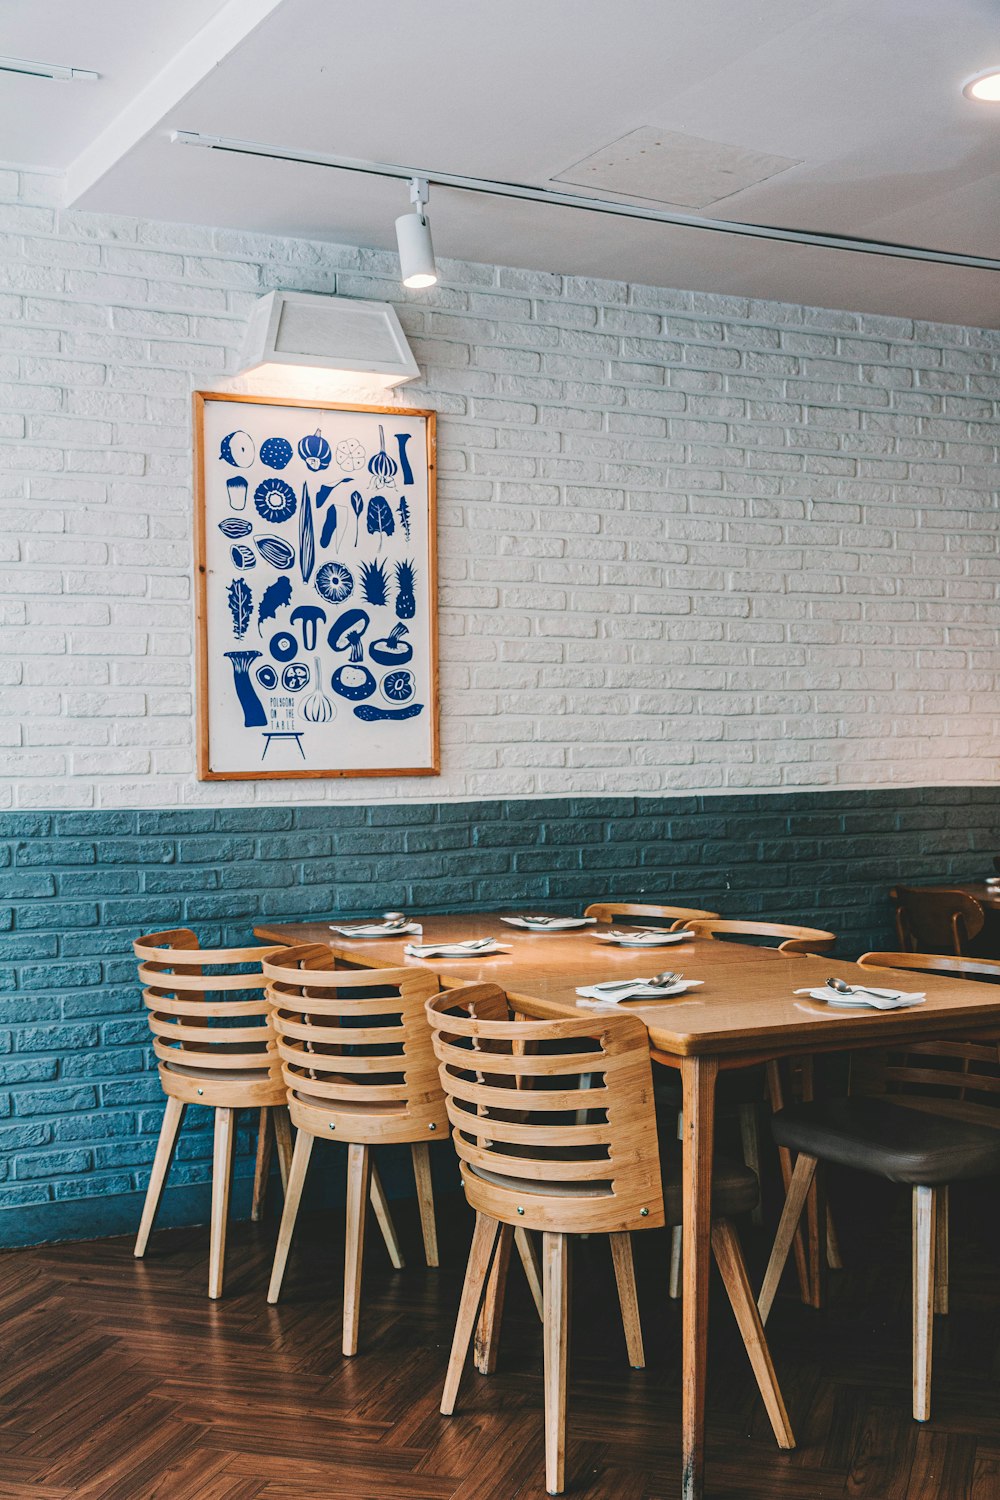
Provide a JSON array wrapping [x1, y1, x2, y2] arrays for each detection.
[[194, 393, 438, 780]]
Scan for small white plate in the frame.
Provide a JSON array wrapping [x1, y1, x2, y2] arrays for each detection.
[[330, 922, 422, 938], [404, 941, 510, 959], [576, 978, 704, 1005], [594, 930, 688, 947], [501, 916, 596, 931]]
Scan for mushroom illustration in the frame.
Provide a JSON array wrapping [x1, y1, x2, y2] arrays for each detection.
[[290, 604, 327, 652], [328, 608, 376, 701]]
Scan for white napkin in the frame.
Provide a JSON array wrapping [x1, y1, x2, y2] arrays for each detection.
[[794, 985, 926, 1011], [404, 940, 510, 959], [500, 915, 596, 930], [593, 930, 687, 947], [576, 978, 704, 1005], [330, 922, 423, 938]]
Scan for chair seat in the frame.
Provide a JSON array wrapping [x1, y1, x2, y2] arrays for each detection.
[[164, 1060, 274, 1081], [468, 1150, 758, 1223], [772, 1097, 1000, 1186]]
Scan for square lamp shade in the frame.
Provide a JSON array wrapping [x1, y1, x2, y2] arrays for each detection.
[[238, 290, 420, 387]]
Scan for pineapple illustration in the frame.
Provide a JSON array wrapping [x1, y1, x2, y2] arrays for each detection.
[[395, 559, 416, 620]]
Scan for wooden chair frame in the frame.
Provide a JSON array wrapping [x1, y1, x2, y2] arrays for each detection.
[[677, 918, 836, 954], [133, 928, 294, 1299], [760, 950, 1000, 1422], [262, 944, 449, 1356], [889, 886, 985, 956], [427, 983, 793, 1495], [584, 901, 720, 926]]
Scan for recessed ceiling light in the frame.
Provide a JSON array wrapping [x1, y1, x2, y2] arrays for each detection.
[[963, 68, 1000, 101]]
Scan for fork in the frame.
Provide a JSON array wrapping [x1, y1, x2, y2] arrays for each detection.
[[592, 971, 682, 993]]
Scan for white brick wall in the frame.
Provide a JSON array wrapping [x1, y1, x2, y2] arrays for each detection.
[[1, 168, 999, 809]]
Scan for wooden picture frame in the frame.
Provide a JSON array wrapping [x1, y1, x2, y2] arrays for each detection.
[[194, 392, 438, 780]]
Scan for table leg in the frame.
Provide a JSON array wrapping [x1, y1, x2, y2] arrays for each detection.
[[680, 1054, 718, 1500]]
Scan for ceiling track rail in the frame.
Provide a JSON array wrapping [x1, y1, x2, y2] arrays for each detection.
[[171, 129, 1000, 273]]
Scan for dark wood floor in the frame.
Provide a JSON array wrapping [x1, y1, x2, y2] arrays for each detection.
[[3, 1178, 1000, 1500]]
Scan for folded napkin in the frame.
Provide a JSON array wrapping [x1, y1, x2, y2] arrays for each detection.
[[794, 985, 925, 1011], [594, 930, 687, 947], [330, 921, 423, 938], [576, 978, 704, 1005], [501, 915, 596, 930], [404, 939, 510, 959]]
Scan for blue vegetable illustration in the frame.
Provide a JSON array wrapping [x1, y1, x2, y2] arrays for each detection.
[[219, 517, 252, 539], [350, 489, 363, 547], [230, 544, 256, 570], [381, 668, 414, 703], [226, 476, 248, 511], [366, 494, 395, 550], [315, 478, 353, 508], [397, 494, 411, 541], [354, 702, 423, 721], [395, 433, 414, 485], [299, 483, 315, 583], [219, 430, 254, 467], [289, 604, 326, 651], [314, 560, 354, 604], [368, 425, 397, 488], [259, 436, 293, 469], [298, 429, 332, 471], [226, 577, 253, 640], [256, 664, 278, 690], [225, 650, 267, 726], [257, 574, 293, 636], [254, 478, 297, 523], [269, 630, 298, 663], [335, 437, 366, 471], [254, 535, 295, 570], [369, 622, 412, 665], [319, 503, 338, 551], [359, 557, 389, 606], [395, 559, 416, 619]]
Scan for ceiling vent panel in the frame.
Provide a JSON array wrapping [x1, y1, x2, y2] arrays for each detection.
[[553, 126, 800, 209]]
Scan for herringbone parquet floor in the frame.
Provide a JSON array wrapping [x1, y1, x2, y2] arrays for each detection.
[[3, 1178, 1000, 1500]]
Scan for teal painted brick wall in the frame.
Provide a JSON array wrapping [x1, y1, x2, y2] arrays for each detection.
[[2, 786, 998, 1246]]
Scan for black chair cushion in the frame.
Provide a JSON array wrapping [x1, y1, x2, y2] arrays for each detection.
[[772, 1097, 1000, 1186], [661, 1149, 759, 1225]]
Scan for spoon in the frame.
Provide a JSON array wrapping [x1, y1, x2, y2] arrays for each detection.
[[594, 971, 682, 992], [826, 976, 901, 999], [381, 911, 408, 929]]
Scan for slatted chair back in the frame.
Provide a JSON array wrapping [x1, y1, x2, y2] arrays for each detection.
[[584, 901, 720, 928], [852, 951, 1000, 1126], [263, 944, 447, 1144], [677, 918, 836, 954], [425, 983, 665, 1236], [133, 928, 285, 1107], [889, 886, 985, 956]]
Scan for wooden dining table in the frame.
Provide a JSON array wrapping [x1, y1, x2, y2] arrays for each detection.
[[255, 913, 1000, 1500]]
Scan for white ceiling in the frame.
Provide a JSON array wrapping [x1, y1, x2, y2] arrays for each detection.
[[4, 0, 1000, 324]]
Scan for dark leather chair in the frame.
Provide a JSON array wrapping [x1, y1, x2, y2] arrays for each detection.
[[889, 885, 985, 955], [758, 951, 1000, 1422]]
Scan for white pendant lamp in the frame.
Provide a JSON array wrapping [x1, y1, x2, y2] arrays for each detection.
[[395, 176, 438, 289]]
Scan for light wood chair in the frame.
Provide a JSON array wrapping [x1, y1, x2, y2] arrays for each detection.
[[677, 918, 837, 954], [133, 928, 294, 1299], [584, 901, 720, 926], [262, 944, 451, 1356], [889, 886, 986, 956], [426, 982, 793, 1496], [669, 917, 838, 1303], [759, 950, 1000, 1421]]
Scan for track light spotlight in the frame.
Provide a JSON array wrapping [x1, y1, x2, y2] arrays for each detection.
[[395, 177, 437, 289]]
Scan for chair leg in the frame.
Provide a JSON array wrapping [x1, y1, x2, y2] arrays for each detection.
[[669, 1109, 684, 1299], [208, 1107, 235, 1300], [543, 1231, 571, 1496], [609, 1231, 645, 1369], [441, 1212, 503, 1415], [411, 1141, 439, 1267], [934, 1183, 949, 1316], [266, 1128, 314, 1304], [766, 1061, 813, 1304], [343, 1143, 372, 1357], [758, 1153, 818, 1324], [738, 1101, 764, 1226], [251, 1107, 272, 1222], [515, 1226, 544, 1321], [272, 1105, 294, 1194], [134, 1096, 184, 1258], [369, 1160, 405, 1270], [475, 1222, 513, 1375], [826, 1205, 844, 1271], [712, 1219, 795, 1450], [913, 1184, 937, 1422]]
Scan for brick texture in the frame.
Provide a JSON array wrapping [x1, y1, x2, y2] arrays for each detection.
[[2, 788, 999, 1243], [0, 173, 998, 806]]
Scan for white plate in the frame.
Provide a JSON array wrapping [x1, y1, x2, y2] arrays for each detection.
[[330, 922, 422, 938], [404, 941, 510, 959], [501, 916, 596, 931], [594, 930, 688, 947], [794, 986, 925, 1010], [576, 978, 704, 1005]]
